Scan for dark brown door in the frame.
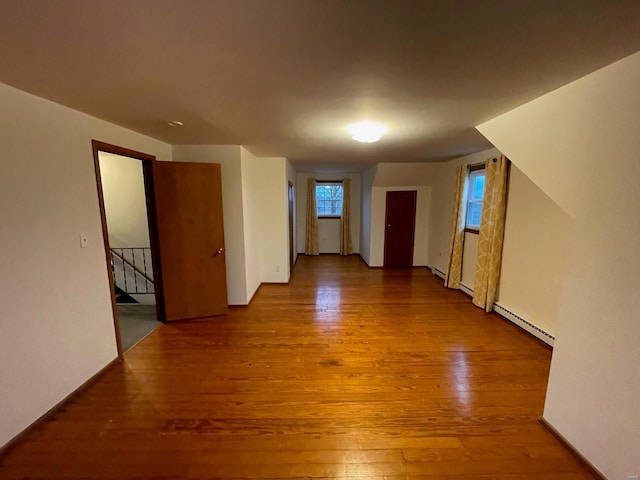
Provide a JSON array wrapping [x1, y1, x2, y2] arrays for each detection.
[[288, 182, 295, 271], [152, 161, 228, 321], [383, 191, 417, 267]]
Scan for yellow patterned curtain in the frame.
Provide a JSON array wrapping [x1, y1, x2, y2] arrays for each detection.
[[472, 155, 509, 312], [445, 164, 468, 289], [340, 178, 353, 255], [305, 178, 319, 255]]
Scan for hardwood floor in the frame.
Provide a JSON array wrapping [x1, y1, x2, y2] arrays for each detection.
[[0, 255, 595, 479]]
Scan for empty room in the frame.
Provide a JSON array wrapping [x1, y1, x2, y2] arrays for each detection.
[[1, 1, 639, 479]]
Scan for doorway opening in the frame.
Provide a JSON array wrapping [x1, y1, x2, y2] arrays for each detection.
[[92, 141, 163, 356], [288, 182, 295, 273]]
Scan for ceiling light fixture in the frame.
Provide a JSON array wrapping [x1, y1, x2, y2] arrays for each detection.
[[167, 120, 183, 127], [349, 121, 386, 143]]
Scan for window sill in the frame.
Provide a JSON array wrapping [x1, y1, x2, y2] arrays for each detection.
[[318, 216, 342, 219], [464, 227, 480, 234]]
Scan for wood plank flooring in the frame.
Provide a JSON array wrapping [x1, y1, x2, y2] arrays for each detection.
[[0, 255, 595, 479]]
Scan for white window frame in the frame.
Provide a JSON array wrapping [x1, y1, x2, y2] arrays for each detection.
[[465, 168, 485, 232], [315, 181, 343, 218]]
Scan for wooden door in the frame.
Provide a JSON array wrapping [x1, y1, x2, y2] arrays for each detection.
[[383, 191, 417, 267], [288, 182, 295, 271], [152, 161, 228, 321]]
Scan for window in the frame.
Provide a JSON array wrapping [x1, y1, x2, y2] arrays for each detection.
[[466, 168, 485, 231], [316, 182, 343, 217]]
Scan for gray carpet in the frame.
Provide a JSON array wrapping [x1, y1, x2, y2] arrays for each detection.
[[117, 305, 161, 352]]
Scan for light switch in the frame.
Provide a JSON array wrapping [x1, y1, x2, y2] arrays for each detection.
[[80, 234, 89, 248]]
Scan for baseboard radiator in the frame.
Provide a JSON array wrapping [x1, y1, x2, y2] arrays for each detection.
[[431, 267, 555, 346]]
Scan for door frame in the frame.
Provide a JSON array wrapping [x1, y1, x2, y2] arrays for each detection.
[[288, 181, 295, 273], [91, 140, 165, 358]]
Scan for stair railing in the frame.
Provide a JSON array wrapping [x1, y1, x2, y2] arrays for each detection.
[[110, 247, 154, 294]]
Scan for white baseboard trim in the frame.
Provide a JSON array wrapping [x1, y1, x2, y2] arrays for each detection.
[[430, 267, 555, 346], [432, 267, 446, 279], [493, 303, 555, 346], [459, 283, 473, 297]]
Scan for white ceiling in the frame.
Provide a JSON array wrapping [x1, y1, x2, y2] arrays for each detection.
[[1, 0, 640, 171]]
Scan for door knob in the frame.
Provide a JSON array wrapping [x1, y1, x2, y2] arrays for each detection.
[[217, 247, 224, 254]]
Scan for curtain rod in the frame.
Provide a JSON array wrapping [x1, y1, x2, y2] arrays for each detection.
[[469, 157, 499, 170]]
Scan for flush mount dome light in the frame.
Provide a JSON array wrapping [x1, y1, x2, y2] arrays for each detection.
[[349, 121, 386, 143], [167, 120, 183, 127]]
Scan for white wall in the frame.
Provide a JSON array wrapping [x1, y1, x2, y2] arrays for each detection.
[[286, 161, 297, 266], [477, 51, 640, 480], [240, 148, 262, 301], [256, 157, 289, 283], [368, 186, 431, 267], [373, 162, 439, 187], [171, 145, 249, 305], [359, 165, 377, 264], [460, 232, 479, 288], [98, 152, 150, 248], [296, 172, 361, 254], [241, 149, 289, 290], [498, 165, 570, 336], [0, 82, 171, 449]]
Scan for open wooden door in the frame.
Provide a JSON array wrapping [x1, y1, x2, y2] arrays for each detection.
[[152, 161, 228, 321]]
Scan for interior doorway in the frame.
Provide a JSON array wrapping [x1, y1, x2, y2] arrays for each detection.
[[288, 182, 295, 272], [92, 141, 162, 355], [93, 142, 230, 354], [383, 190, 417, 267]]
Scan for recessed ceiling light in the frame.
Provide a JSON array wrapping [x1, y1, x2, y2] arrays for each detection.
[[167, 120, 183, 127], [349, 121, 386, 143]]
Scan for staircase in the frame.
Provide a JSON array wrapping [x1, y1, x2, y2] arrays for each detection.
[[114, 285, 138, 304]]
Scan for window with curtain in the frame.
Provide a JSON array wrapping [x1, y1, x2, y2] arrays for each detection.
[[465, 168, 485, 231], [315, 182, 343, 217]]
